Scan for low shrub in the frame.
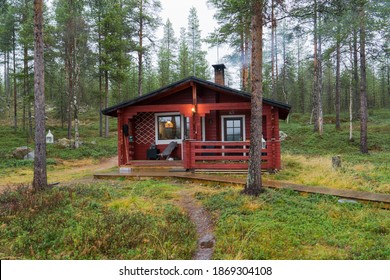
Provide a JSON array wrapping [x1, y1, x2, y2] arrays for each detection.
[[0, 182, 196, 260]]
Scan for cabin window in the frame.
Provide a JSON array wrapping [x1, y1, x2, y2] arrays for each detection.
[[155, 113, 183, 144], [184, 117, 190, 139], [221, 115, 246, 141]]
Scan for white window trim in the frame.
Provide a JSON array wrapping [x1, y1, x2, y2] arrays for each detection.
[[201, 117, 206, 141], [155, 112, 183, 145], [221, 115, 246, 142]]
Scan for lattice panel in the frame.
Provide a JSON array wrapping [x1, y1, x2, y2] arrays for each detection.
[[135, 112, 155, 145]]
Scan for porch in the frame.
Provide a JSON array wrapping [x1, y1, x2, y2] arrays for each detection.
[[122, 139, 280, 171], [182, 140, 279, 170]]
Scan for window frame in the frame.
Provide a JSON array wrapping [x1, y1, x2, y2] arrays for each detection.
[[221, 115, 246, 142], [155, 112, 184, 145]]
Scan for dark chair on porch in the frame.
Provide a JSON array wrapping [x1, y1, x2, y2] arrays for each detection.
[[157, 141, 178, 160]]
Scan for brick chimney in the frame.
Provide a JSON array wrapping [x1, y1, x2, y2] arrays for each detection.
[[212, 64, 226, 86]]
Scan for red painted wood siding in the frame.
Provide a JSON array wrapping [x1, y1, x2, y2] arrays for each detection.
[[118, 85, 282, 169]]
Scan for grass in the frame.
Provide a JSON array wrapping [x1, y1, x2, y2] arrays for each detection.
[[0, 181, 197, 260], [1, 179, 387, 260], [272, 109, 390, 194], [197, 186, 390, 260], [0, 111, 118, 185]]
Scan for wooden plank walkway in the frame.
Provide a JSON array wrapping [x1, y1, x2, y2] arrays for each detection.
[[94, 171, 390, 209]]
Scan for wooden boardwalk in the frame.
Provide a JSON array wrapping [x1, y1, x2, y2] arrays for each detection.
[[94, 170, 390, 209]]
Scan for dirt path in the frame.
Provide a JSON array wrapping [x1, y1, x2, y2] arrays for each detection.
[[178, 189, 215, 260]]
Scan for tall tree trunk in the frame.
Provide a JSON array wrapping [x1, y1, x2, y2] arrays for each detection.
[[98, 13, 103, 137], [312, 1, 323, 135], [240, 28, 245, 90], [104, 69, 109, 137], [244, 32, 250, 91], [359, 3, 368, 154], [240, 21, 249, 92], [138, 0, 143, 96], [353, 26, 359, 119], [281, 21, 288, 109], [66, 0, 75, 140], [318, 13, 323, 136], [60, 72, 64, 129], [297, 33, 305, 114], [73, 38, 80, 149], [23, 45, 28, 131], [66, 46, 73, 140], [271, 0, 276, 99], [6, 52, 11, 125], [33, 0, 47, 191], [3, 53, 6, 104], [335, 39, 341, 130], [312, 0, 319, 132], [349, 43, 354, 141], [13, 26, 17, 131], [326, 63, 332, 114], [244, 0, 263, 196]]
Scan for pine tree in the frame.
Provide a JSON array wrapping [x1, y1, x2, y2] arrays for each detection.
[[187, 7, 209, 80], [133, 0, 161, 96], [158, 19, 177, 86], [32, 0, 47, 191], [207, 0, 251, 91], [178, 27, 190, 79], [244, 0, 264, 196]]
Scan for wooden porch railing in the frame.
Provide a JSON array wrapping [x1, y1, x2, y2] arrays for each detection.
[[183, 140, 274, 170]]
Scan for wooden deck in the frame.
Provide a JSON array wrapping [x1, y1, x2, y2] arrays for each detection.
[[94, 170, 390, 209]]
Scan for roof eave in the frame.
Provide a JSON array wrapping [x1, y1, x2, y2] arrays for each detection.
[[101, 76, 291, 118]]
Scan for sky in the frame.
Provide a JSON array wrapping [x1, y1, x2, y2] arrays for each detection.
[[158, 0, 235, 83]]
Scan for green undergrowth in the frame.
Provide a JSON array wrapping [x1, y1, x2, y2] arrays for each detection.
[[0, 111, 117, 178], [280, 109, 390, 157], [1, 179, 389, 260], [0, 181, 196, 260], [197, 187, 390, 260], [276, 109, 390, 193]]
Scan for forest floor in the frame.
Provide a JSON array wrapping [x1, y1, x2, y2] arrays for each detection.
[[0, 157, 218, 260]]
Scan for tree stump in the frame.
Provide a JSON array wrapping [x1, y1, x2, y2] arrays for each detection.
[[332, 155, 342, 170]]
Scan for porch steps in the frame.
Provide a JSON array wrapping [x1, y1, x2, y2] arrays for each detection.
[[194, 169, 247, 174], [194, 169, 272, 174], [124, 160, 185, 172]]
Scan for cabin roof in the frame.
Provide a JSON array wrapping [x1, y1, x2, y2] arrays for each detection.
[[102, 76, 291, 119]]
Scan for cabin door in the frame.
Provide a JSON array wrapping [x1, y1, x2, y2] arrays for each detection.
[[221, 115, 246, 156]]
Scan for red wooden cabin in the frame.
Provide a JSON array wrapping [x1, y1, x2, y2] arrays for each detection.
[[102, 64, 290, 171]]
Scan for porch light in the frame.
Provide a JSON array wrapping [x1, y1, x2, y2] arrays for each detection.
[[192, 106, 196, 113], [165, 120, 174, 128]]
